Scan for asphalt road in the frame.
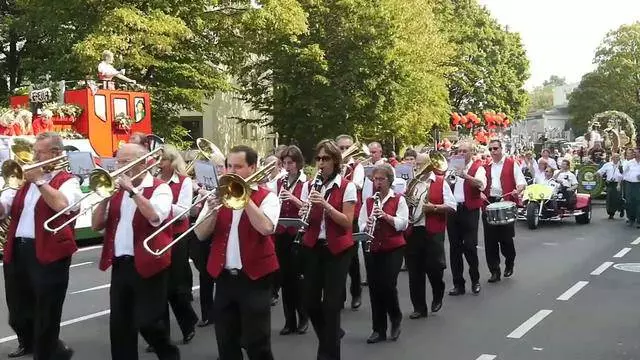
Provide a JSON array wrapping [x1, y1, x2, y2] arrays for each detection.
[[0, 206, 639, 360]]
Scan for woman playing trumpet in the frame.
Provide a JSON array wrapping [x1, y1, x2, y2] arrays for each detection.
[[275, 145, 309, 335], [357, 164, 409, 344], [299, 139, 357, 360]]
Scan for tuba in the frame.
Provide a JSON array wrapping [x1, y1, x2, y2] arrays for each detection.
[[341, 141, 370, 177], [405, 152, 448, 224], [185, 138, 224, 176]]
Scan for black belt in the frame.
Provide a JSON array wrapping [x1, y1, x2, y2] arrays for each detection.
[[488, 197, 502, 203], [317, 238, 328, 247], [113, 255, 134, 263], [14, 237, 34, 245], [224, 268, 240, 276]]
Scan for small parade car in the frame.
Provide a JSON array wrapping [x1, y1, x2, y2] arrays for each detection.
[[517, 183, 592, 229]]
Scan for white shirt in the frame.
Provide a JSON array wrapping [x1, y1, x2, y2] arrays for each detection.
[[623, 159, 640, 183], [453, 161, 487, 203], [489, 156, 527, 197], [540, 156, 558, 170], [357, 190, 409, 232], [97, 61, 120, 79], [346, 158, 365, 189], [265, 168, 287, 193], [0, 172, 83, 238], [300, 174, 357, 239], [167, 172, 193, 220], [597, 161, 623, 183], [554, 170, 578, 188], [406, 173, 457, 227], [113, 173, 172, 256]]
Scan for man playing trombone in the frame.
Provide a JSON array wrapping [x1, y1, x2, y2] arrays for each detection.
[[92, 143, 179, 360], [194, 145, 280, 360], [0, 132, 81, 359]]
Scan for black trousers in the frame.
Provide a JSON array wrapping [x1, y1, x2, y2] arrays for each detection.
[[405, 227, 446, 314], [605, 182, 624, 216], [275, 232, 307, 328], [188, 234, 215, 322], [482, 210, 516, 275], [3, 238, 71, 360], [163, 234, 198, 337], [447, 206, 480, 288], [342, 221, 362, 304], [365, 247, 403, 334], [110, 257, 179, 360], [303, 243, 354, 360], [214, 270, 274, 360]]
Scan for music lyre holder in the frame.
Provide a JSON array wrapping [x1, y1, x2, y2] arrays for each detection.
[[278, 218, 307, 229]]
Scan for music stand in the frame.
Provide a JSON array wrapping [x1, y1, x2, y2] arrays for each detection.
[[278, 218, 308, 229], [352, 232, 372, 244]]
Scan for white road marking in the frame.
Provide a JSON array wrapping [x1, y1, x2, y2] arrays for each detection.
[[70, 284, 110, 294], [591, 261, 614, 275], [0, 309, 111, 344], [613, 248, 632, 258], [557, 281, 589, 301], [542, 242, 558, 246], [475, 355, 496, 360], [632, 237, 640, 245], [506, 310, 553, 339], [70, 261, 92, 268], [77, 245, 103, 252]]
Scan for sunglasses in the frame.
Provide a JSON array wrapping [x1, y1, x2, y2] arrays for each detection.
[[315, 155, 332, 162]]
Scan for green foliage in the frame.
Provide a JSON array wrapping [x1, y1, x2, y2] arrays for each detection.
[[528, 75, 567, 113], [568, 22, 640, 134], [232, 0, 452, 156], [432, 0, 530, 120]]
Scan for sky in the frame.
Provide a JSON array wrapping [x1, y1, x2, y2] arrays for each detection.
[[477, 0, 640, 89]]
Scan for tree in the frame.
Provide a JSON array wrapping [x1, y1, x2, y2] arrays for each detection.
[[568, 22, 640, 134], [432, 0, 530, 120], [528, 75, 567, 113], [231, 0, 452, 155], [543, 75, 566, 87]]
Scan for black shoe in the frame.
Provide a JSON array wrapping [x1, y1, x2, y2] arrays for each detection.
[[620, 210, 625, 218], [389, 319, 401, 341], [59, 345, 74, 360], [431, 300, 442, 313], [351, 296, 362, 310], [339, 328, 346, 339], [608, 214, 615, 219], [197, 319, 211, 327], [270, 296, 279, 306], [471, 282, 481, 294], [366, 332, 386, 344], [504, 267, 514, 278], [448, 287, 465, 296], [409, 311, 428, 319], [183, 330, 196, 344], [488, 273, 501, 283], [280, 326, 295, 335], [8, 345, 31, 358], [296, 319, 309, 334], [145, 345, 155, 353]]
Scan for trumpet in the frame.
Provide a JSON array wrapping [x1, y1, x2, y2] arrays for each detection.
[[43, 147, 164, 233], [143, 160, 278, 256], [363, 191, 381, 253]]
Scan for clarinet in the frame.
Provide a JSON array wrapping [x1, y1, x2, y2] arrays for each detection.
[[363, 191, 381, 253], [293, 169, 323, 244]]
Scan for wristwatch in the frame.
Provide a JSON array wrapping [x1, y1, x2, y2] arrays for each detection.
[[35, 179, 47, 187], [128, 188, 140, 198]]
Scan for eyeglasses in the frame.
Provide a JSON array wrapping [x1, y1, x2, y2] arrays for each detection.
[[490, 147, 501, 151], [315, 155, 332, 162], [339, 146, 350, 150]]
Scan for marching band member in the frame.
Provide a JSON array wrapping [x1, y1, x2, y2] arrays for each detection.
[[405, 153, 456, 319], [447, 141, 486, 296], [1, 132, 81, 359], [484, 139, 527, 283], [93, 143, 179, 360], [336, 134, 364, 309], [275, 145, 309, 335], [194, 145, 280, 360], [368, 142, 387, 165], [300, 139, 357, 360], [156, 145, 198, 344], [357, 164, 408, 344], [597, 153, 624, 219], [623, 148, 640, 228]]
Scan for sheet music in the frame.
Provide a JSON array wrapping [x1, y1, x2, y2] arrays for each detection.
[[194, 160, 218, 190], [448, 155, 466, 171], [67, 152, 95, 178], [100, 157, 118, 172], [395, 164, 414, 181]]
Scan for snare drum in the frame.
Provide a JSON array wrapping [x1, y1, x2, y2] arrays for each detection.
[[485, 201, 517, 225]]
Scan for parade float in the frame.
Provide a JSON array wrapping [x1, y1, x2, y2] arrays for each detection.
[[0, 54, 155, 252]]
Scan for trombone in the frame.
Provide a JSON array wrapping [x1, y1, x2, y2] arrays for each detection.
[[43, 147, 164, 233], [143, 160, 278, 256], [185, 138, 224, 175]]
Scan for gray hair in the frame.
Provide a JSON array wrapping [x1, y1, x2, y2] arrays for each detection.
[[336, 134, 353, 143], [36, 131, 64, 151], [368, 141, 382, 149], [372, 163, 395, 185], [102, 50, 114, 61]]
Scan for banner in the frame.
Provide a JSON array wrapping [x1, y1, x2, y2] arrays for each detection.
[[577, 164, 604, 196]]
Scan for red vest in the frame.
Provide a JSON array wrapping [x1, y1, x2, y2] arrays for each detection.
[[484, 156, 517, 203], [4, 172, 78, 265], [365, 194, 405, 253], [168, 174, 190, 234], [344, 162, 363, 221], [207, 186, 279, 280], [303, 178, 354, 255], [276, 175, 305, 236], [99, 178, 173, 278], [425, 175, 447, 234], [463, 160, 484, 210]]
